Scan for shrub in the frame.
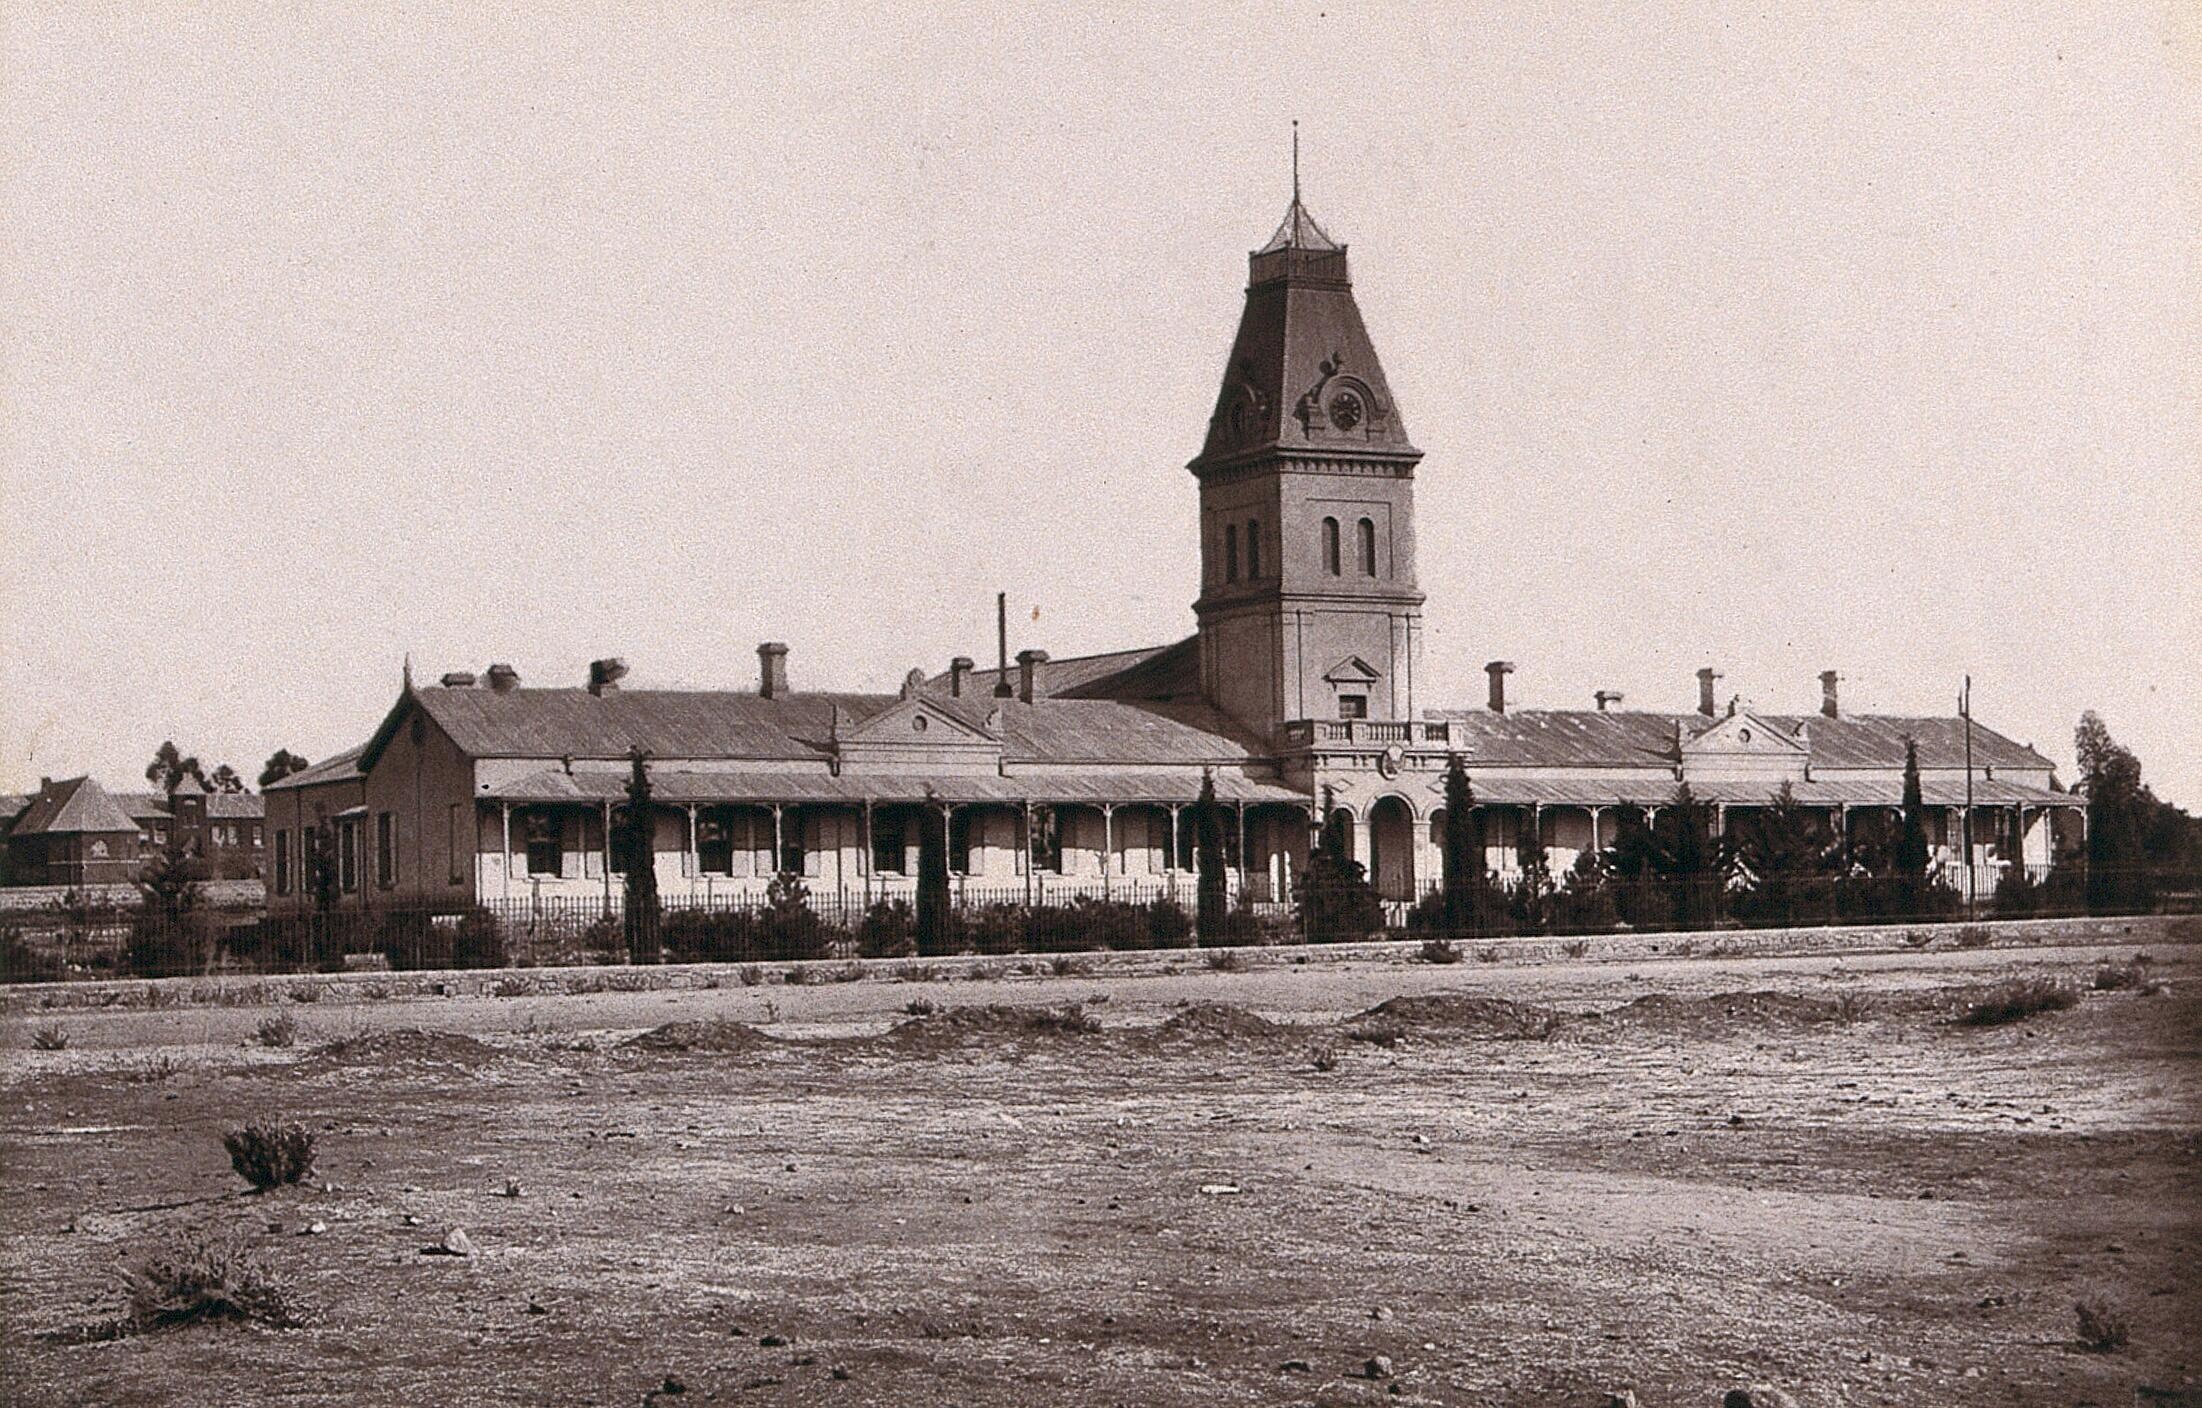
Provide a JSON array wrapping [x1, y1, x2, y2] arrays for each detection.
[[122, 1231, 300, 1331], [1954, 978, 2079, 1027], [1560, 938, 1589, 958], [2091, 957, 2154, 992], [2074, 1298, 2128, 1353], [1311, 1048, 1340, 1072], [783, 963, 816, 986], [581, 916, 624, 961], [451, 907, 506, 969], [121, 1053, 181, 1083], [830, 962, 867, 984], [1954, 925, 1992, 950], [1204, 948, 1246, 973], [287, 981, 324, 1003], [904, 998, 937, 1017], [1474, 945, 1501, 963], [1833, 992, 1874, 1024], [857, 899, 918, 959], [126, 915, 212, 979], [1221, 895, 1267, 947], [2, 929, 65, 983], [1417, 938, 1462, 965], [254, 1013, 298, 1048], [222, 1118, 316, 1190], [1049, 954, 1091, 978], [1144, 896, 1194, 948], [663, 908, 758, 965], [377, 911, 448, 972], [32, 1023, 68, 1051], [759, 872, 828, 961]]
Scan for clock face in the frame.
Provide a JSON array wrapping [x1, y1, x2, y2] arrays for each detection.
[[1328, 390, 1363, 430]]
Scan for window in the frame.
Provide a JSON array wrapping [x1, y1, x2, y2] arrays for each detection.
[[1357, 517, 1377, 575], [524, 810, 560, 877], [1223, 523, 1239, 583], [1027, 805, 1063, 873], [1339, 694, 1368, 720], [274, 828, 290, 895], [375, 812, 396, 888], [339, 821, 359, 893], [872, 808, 908, 874], [1322, 517, 1341, 575], [1244, 518, 1261, 578], [448, 804, 465, 884], [949, 808, 974, 875]]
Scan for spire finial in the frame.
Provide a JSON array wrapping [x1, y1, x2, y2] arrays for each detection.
[[1291, 119, 1300, 207]]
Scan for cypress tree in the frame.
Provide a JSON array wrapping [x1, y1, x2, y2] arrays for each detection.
[[1193, 771, 1228, 944], [620, 749, 661, 964], [1440, 753, 1481, 936], [1894, 737, 1930, 916], [917, 802, 952, 955]]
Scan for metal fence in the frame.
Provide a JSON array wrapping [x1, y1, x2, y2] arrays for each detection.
[[2, 864, 2193, 982]]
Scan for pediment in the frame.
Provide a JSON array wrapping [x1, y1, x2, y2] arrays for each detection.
[[837, 696, 998, 745], [1322, 655, 1382, 685], [1681, 710, 1808, 757]]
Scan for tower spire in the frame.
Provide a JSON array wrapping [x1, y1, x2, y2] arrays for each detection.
[[1292, 119, 1300, 208]]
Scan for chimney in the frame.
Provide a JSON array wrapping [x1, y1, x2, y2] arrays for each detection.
[[757, 642, 788, 700], [486, 663, 520, 693], [587, 657, 628, 696], [1594, 689, 1623, 713], [949, 656, 974, 698], [1819, 669, 1841, 719], [439, 671, 477, 689], [1484, 660, 1515, 714], [1017, 648, 1049, 704], [1696, 666, 1722, 716], [993, 593, 1014, 698]]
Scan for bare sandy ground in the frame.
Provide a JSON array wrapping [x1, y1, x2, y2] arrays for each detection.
[[1, 939, 2196, 1407]]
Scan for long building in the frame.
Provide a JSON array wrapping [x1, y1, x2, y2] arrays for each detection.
[[266, 192, 2081, 918]]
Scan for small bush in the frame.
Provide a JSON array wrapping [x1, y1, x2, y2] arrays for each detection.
[[1560, 938, 1589, 958], [1204, 948, 1246, 973], [1474, 945, 1501, 963], [1903, 930, 1931, 948], [965, 961, 1005, 982], [857, 899, 918, 960], [2091, 956, 2154, 992], [1954, 925, 1992, 950], [1311, 1047, 1339, 1072], [2, 930, 65, 983], [1955, 978, 2079, 1027], [122, 1231, 300, 1331], [33, 1023, 68, 1051], [904, 998, 936, 1017], [783, 964, 816, 987], [222, 1118, 316, 1190], [2074, 1297, 2128, 1353], [737, 964, 764, 986], [121, 1054, 181, 1083], [1049, 954, 1092, 978], [829, 962, 867, 984], [254, 1013, 298, 1048], [1418, 938, 1462, 965], [492, 975, 535, 998], [1144, 896, 1193, 948], [287, 982, 324, 1004], [1833, 992, 1874, 1024], [451, 907, 507, 969]]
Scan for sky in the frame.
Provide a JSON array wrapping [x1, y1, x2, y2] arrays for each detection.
[[3, 2, 2197, 803]]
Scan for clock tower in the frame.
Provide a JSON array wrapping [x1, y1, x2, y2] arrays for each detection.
[[1189, 196, 1425, 740]]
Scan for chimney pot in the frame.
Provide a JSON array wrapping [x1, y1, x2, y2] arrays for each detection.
[[486, 663, 520, 693], [949, 656, 974, 698], [757, 642, 788, 700], [1594, 689, 1623, 713], [1484, 660, 1516, 714], [1016, 648, 1049, 704], [1696, 666, 1722, 716], [1819, 669, 1841, 719], [439, 670, 477, 689], [587, 657, 628, 696]]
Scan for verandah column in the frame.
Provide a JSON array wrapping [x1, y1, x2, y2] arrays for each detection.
[[600, 799, 613, 915], [1101, 803, 1115, 899], [499, 802, 512, 902]]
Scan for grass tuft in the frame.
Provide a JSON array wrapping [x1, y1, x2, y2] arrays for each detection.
[[1417, 938, 1462, 965], [2074, 1297, 2128, 1353], [32, 1023, 68, 1051], [254, 1013, 299, 1048], [1203, 949, 1247, 973], [1954, 977, 2079, 1027], [121, 1230, 301, 1331], [222, 1118, 316, 1191]]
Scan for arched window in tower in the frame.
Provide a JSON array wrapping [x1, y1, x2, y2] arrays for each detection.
[[1357, 517, 1377, 576], [1322, 517, 1340, 576], [1245, 519, 1261, 578], [1224, 523, 1239, 583]]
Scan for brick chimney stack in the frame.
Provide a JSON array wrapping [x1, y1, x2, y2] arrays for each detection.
[[949, 656, 974, 698], [1594, 689, 1623, 713], [1017, 649, 1049, 704], [1819, 670, 1841, 719], [1696, 666, 1723, 717], [1485, 660, 1516, 714], [757, 643, 788, 700]]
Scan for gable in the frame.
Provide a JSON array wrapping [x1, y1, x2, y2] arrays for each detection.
[[1680, 711, 1809, 758], [1322, 656, 1381, 686], [836, 696, 998, 746]]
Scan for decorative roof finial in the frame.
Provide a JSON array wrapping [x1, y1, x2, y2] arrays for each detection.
[[1292, 119, 1300, 209]]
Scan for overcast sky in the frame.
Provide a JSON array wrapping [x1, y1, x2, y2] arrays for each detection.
[[4, 2, 2197, 804]]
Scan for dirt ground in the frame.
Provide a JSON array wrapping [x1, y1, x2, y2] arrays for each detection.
[[1, 939, 2197, 1407]]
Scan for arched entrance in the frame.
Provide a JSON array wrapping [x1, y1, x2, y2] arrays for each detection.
[[1368, 796, 1417, 902]]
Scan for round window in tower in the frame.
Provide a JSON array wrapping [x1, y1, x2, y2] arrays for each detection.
[[1328, 390, 1363, 430]]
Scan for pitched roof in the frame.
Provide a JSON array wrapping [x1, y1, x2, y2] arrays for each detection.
[[206, 792, 264, 818], [366, 683, 1264, 771], [116, 792, 171, 821], [1257, 197, 1341, 254], [9, 776, 141, 837], [487, 767, 1303, 808], [939, 636, 1203, 704], [1426, 708, 2054, 773], [263, 745, 367, 792], [168, 772, 205, 797]]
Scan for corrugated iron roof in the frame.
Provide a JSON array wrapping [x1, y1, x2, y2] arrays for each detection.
[[264, 745, 368, 791], [486, 767, 1306, 808], [1452, 775, 2077, 809], [1427, 708, 2052, 773], [206, 792, 265, 818]]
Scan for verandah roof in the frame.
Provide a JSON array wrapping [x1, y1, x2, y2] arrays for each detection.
[[482, 768, 1310, 809]]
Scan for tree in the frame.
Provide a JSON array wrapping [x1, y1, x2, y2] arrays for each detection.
[[1890, 737, 1934, 917], [304, 821, 341, 967], [258, 750, 310, 788], [616, 750, 661, 964], [1439, 754, 1484, 936], [2076, 711, 2155, 913], [1192, 771, 1228, 944], [1731, 782, 1841, 928], [1295, 808, 1384, 942], [129, 839, 206, 977], [145, 741, 204, 794], [1507, 808, 1555, 935], [916, 801, 952, 956], [207, 764, 246, 794], [1609, 785, 1726, 931]]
